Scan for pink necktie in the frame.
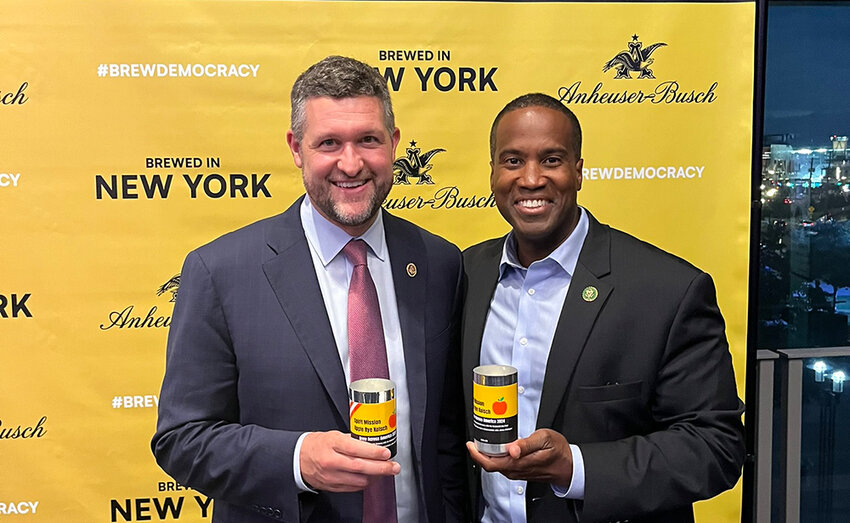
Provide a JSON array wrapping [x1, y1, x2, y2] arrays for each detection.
[[342, 239, 397, 523]]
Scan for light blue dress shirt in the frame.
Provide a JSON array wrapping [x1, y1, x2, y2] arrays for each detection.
[[292, 197, 418, 522], [479, 208, 589, 523]]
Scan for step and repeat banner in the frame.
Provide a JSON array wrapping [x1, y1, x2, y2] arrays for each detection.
[[2, 1, 754, 521]]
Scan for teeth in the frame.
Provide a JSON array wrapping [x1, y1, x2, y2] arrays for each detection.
[[518, 199, 546, 208], [335, 181, 366, 188]]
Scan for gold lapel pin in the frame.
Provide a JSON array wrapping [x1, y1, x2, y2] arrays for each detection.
[[581, 286, 598, 302], [406, 263, 417, 277]]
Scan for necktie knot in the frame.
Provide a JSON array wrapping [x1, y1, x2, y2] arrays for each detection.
[[343, 239, 368, 267]]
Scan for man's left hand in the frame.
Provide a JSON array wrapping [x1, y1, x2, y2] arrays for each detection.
[[467, 428, 573, 487]]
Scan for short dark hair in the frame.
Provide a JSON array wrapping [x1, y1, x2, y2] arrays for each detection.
[[290, 55, 395, 141], [489, 93, 582, 160]]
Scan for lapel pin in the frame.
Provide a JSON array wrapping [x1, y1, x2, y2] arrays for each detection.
[[406, 263, 417, 277], [581, 286, 598, 302]]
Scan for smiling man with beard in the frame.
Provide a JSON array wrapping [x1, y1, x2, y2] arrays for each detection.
[[461, 93, 744, 522], [153, 56, 468, 523]]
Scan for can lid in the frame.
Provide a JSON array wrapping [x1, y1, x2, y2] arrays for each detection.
[[349, 378, 395, 403], [473, 365, 517, 377], [473, 365, 517, 386], [350, 378, 394, 392]]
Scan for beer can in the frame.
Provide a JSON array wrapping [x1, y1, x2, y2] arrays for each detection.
[[349, 378, 397, 457], [472, 365, 518, 456]]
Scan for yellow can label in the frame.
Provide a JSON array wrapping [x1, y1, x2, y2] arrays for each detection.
[[472, 382, 517, 445], [349, 399, 397, 456], [472, 383, 517, 418]]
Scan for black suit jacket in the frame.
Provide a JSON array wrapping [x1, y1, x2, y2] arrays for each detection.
[[461, 211, 744, 523], [153, 197, 467, 522]]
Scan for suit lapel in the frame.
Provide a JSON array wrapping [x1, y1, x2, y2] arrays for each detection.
[[262, 198, 349, 425], [383, 212, 428, 458], [461, 238, 504, 416], [537, 214, 613, 430]]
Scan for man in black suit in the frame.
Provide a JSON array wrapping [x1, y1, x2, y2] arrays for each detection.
[[153, 56, 467, 522], [462, 93, 744, 522]]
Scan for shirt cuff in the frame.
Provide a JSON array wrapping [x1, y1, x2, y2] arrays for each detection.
[[293, 432, 317, 493], [551, 444, 585, 500]]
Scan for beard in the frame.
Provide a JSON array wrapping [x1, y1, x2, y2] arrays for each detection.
[[303, 168, 393, 229]]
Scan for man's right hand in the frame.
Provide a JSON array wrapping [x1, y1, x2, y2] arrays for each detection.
[[467, 428, 574, 487], [300, 431, 400, 492]]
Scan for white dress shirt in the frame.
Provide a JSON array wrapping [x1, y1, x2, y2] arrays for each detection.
[[479, 208, 589, 523], [292, 197, 419, 522]]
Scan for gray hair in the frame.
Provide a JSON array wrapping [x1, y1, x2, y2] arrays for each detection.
[[489, 93, 582, 160], [290, 55, 395, 141]]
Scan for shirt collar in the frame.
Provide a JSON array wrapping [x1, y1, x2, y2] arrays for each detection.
[[499, 207, 589, 279], [300, 196, 387, 266]]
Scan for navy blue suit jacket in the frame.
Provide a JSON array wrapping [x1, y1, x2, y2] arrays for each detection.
[[153, 197, 467, 522]]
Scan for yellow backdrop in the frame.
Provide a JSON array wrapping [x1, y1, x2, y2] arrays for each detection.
[[1, 1, 754, 520]]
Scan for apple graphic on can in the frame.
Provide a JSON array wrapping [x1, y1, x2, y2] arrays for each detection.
[[492, 397, 507, 415]]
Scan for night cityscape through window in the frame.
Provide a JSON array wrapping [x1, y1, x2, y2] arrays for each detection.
[[757, 5, 850, 521], [759, 3, 850, 349]]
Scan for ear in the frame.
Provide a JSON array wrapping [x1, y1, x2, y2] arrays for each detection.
[[489, 161, 496, 191], [286, 130, 303, 169], [575, 158, 584, 191], [391, 127, 401, 155]]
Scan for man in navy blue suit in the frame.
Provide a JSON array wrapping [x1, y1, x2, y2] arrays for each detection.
[[153, 56, 467, 523]]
